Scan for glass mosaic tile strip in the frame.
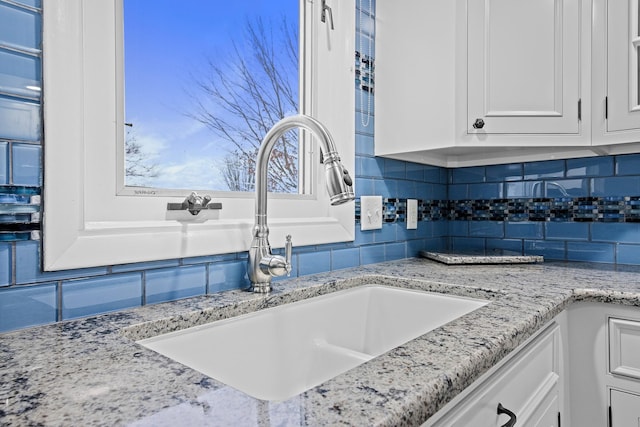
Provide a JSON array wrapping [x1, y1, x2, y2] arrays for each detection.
[[0, 224, 38, 241], [355, 51, 375, 94], [528, 198, 551, 221], [489, 199, 509, 221], [395, 198, 407, 222], [625, 197, 640, 222], [368, 196, 640, 224], [382, 198, 398, 223], [0, 185, 40, 239], [598, 196, 626, 222], [573, 197, 598, 222], [472, 199, 492, 221], [452, 200, 473, 220], [550, 197, 573, 221], [507, 199, 529, 222]]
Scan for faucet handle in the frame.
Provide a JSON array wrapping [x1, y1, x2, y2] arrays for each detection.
[[285, 235, 293, 277]]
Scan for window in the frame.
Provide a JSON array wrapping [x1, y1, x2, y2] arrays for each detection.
[[42, 0, 354, 270], [122, 1, 303, 194]]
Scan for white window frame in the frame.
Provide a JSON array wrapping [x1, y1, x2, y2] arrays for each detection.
[[42, 0, 355, 270]]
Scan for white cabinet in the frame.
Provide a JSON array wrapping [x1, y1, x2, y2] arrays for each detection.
[[425, 319, 565, 427], [376, 0, 640, 167], [593, 0, 640, 146], [375, 0, 459, 166], [567, 303, 640, 427], [609, 317, 640, 379], [467, 0, 581, 135], [606, 0, 640, 132], [608, 318, 640, 427], [610, 389, 640, 427]]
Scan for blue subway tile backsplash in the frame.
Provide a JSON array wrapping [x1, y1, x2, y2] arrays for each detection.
[[592, 176, 640, 197], [298, 251, 331, 276], [451, 166, 485, 184], [61, 273, 143, 320], [11, 143, 40, 185], [486, 163, 523, 182], [618, 243, 640, 265], [2, 0, 640, 333], [0, 96, 41, 141], [615, 153, 640, 176], [0, 141, 7, 184], [209, 260, 249, 292], [566, 241, 615, 264], [524, 239, 566, 260], [331, 247, 361, 271], [0, 242, 10, 287], [145, 265, 207, 305], [8, 0, 40, 10], [14, 241, 107, 285], [0, 2, 41, 51], [0, 48, 41, 100], [591, 222, 640, 243], [566, 156, 614, 177], [360, 244, 385, 265], [0, 283, 56, 332], [523, 159, 565, 180]]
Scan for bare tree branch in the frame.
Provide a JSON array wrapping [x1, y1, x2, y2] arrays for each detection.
[[188, 16, 299, 193], [125, 129, 159, 186]]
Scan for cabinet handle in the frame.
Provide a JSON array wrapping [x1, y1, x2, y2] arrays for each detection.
[[497, 403, 517, 427], [472, 118, 485, 129]]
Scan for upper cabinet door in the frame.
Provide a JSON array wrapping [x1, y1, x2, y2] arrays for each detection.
[[467, 0, 581, 134], [607, 0, 640, 132]]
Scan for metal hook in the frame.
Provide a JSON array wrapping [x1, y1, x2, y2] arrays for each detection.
[[321, 0, 334, 30]]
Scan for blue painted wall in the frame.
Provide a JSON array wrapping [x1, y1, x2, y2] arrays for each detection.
[[1, 0, 640, 332]]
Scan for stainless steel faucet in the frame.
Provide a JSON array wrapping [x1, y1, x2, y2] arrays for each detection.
[[248, 115, 355, 293]]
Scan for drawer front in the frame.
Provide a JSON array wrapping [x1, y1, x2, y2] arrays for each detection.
[[609, 317, 640, 380], [432, 323, 560, 426], [610, 388, 640, 427]]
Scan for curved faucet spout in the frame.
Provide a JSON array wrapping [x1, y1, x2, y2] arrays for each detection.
[[249, 115, 355, 293]]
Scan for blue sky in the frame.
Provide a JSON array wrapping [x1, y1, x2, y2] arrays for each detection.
[[124, 0, 298, 190]]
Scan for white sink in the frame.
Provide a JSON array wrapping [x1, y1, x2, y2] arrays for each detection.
[[138, 285, 489, 401]]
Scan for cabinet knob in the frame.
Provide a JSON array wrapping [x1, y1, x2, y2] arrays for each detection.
[[497, 403, 517, 427], [473, 118, 485, 129]]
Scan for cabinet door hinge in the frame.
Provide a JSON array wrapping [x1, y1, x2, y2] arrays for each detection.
[[578, 99, 582, 121], [605, 96, 609, 120]]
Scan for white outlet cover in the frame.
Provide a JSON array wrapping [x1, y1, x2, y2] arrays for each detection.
[[407, 199, 418, 229], [360, 196, 383, 231]]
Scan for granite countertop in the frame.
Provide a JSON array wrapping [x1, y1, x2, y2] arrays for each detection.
[[2, 259, 640, 426]]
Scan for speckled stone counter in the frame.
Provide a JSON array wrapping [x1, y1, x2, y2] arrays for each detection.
[[2, 259, 640, 426]]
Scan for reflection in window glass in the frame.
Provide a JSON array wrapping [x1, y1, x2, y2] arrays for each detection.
[[124, 0, 299, 193]]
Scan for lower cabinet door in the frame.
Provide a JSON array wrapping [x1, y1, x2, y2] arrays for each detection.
[[610, 389, 640, 427], [528, 387, 560, 427], [450, 385, 559, 427], [428, 323, 562, 426]]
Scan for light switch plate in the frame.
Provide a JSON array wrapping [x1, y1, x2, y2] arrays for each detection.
[[360, 196, 383, 231], [407, 199, 418, 229]]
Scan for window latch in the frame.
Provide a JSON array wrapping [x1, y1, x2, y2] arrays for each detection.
[[167, 192, 222, 215], [321, 0, 334, 30]]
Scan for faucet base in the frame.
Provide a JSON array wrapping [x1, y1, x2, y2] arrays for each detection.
[[250, 283, 272, 293]]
